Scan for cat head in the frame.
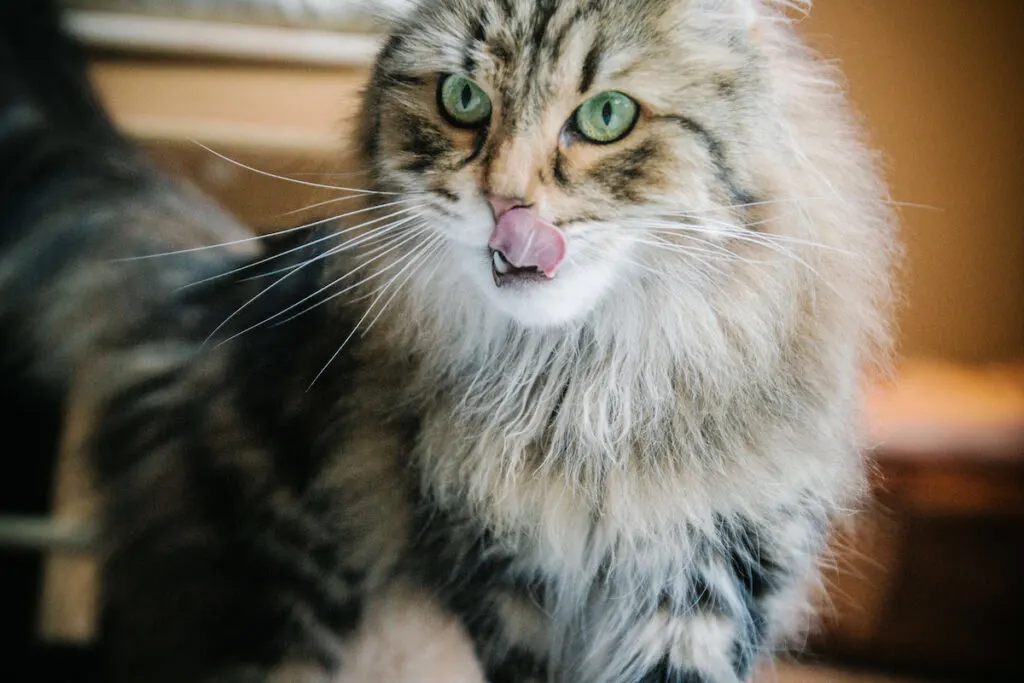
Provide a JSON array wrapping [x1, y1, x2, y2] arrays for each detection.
[[357, 0, 887, 335]]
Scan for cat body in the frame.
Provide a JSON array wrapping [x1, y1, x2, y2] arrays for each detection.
[[0, 1, 897, 682]]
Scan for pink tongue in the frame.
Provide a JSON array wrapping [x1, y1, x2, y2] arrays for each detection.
[[488, 208, 567, 277]]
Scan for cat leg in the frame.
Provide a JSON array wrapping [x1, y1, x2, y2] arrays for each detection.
[[634, 513, 826, 683]]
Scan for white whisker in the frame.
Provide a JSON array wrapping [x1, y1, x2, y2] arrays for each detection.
[[221, 220, 429, 342], [626, 235, 756, 264], [647, 218, 855, 256], [307, 233, 443, 390], [634, 218, 849, 302], [235, 218, 421, 283], [275, 193, 365, 218], [676, 195, 935, 215], [179, 204, 423, 289], [358, 235, 446, 339], [201, 210, 423, 345], [116, 198, 416, 263], [289, 170, 366, 178], [191, 142, 403, 195], [276, 225, 431, 327]]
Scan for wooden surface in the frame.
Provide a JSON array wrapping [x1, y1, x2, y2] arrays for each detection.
[[89, 58, 366, 148], [863, 360, 1024, 518], [762, 663, 931, 683], [817, 360, 1024, 679]]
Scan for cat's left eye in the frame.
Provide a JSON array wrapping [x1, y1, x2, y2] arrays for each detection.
[[438, 74, 492, 128], [573, 91, 639, 144]]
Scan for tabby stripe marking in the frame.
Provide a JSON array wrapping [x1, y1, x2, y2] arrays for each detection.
[[657, 114, 760, 212]]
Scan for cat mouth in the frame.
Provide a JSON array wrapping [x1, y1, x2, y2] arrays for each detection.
[[490, 249, 551, 287], [486, 206, 566, 288]]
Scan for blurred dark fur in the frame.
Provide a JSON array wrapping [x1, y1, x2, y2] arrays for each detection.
[[0, 4, 340, 680]]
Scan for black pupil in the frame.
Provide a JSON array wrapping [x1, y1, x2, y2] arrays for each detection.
[[460, 84, 472, 110], [602, 100, 613, 126]]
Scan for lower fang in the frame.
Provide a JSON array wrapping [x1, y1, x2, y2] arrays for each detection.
[[492, 250, 510, 274]]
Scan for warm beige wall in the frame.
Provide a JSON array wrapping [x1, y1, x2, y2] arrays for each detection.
[[801, 1, 1024, 363]]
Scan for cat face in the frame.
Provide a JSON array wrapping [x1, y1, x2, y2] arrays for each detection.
[[363, 0, 768, 327]]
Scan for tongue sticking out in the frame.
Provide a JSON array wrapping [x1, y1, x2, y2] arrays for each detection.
[[488, 207, 567, 278]]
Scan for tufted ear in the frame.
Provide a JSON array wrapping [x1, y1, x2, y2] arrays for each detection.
[[718, 0, 813, 19], [689, 0, 757, 32], [729, 0, 762, 29], [692, 0, 811, 45]]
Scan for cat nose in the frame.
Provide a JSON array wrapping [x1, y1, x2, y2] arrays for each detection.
[[487, 195, 527, 220]]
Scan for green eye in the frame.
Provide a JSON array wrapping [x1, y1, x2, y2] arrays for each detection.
[[438, 74, 492, 127], [574, 91, 639, 144]]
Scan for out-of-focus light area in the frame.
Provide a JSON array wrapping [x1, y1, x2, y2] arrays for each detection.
[[2, 2, 1021, 682]]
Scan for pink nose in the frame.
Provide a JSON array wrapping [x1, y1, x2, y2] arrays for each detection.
[[487, 195, 526, 220]]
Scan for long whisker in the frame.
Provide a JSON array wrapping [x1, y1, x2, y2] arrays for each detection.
[[638, 220, 847, 301], [115, 197, 416, 263], [219, 220, 428, 342], [649, 218, 855, 256], [667, 221, 829, 261], [243, 216, 424, 283], [201, 212, 421, 345], [656, 221, 819, 271], [670, 232, 794, 267], [271, 224, 431, 328], [191, 142, 403, 195], [668, 209, 790, 231], [357, 236, 446, 340], [654, 211, 788, 237], [618, 237, 741, 289], [644, 231, 765, 263], [261, 211, 427, 285], [307, 234, 442, 390], [289, 170, 366, 178], [275, 193, 365, 218], [701, 227, 842, 296], [236, 217, 422, 283], [179, 204, 423, 289], [622, 236, 753, 266], [329, 215, 429, 258], [650, 210, 796, 243], [674, 195, 938, 215], [884, 199, 940, 211], [625, 235, 758, 265], [273, 185, 431, 218]]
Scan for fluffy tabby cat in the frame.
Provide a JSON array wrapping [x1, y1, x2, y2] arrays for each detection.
[[1, 1, 897, 682]]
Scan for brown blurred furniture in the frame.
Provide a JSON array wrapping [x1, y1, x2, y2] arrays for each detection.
[[87, 56, 371, 233], [816, 360, 1024, 680]]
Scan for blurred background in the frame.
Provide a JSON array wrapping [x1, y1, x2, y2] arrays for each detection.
[[1, 1, 1021, 681]]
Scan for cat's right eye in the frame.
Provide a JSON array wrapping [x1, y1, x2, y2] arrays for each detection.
[[438, 74, 492, 128]]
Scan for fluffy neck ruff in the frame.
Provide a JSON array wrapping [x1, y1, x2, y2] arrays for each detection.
[[356, 240, 864, 558]]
